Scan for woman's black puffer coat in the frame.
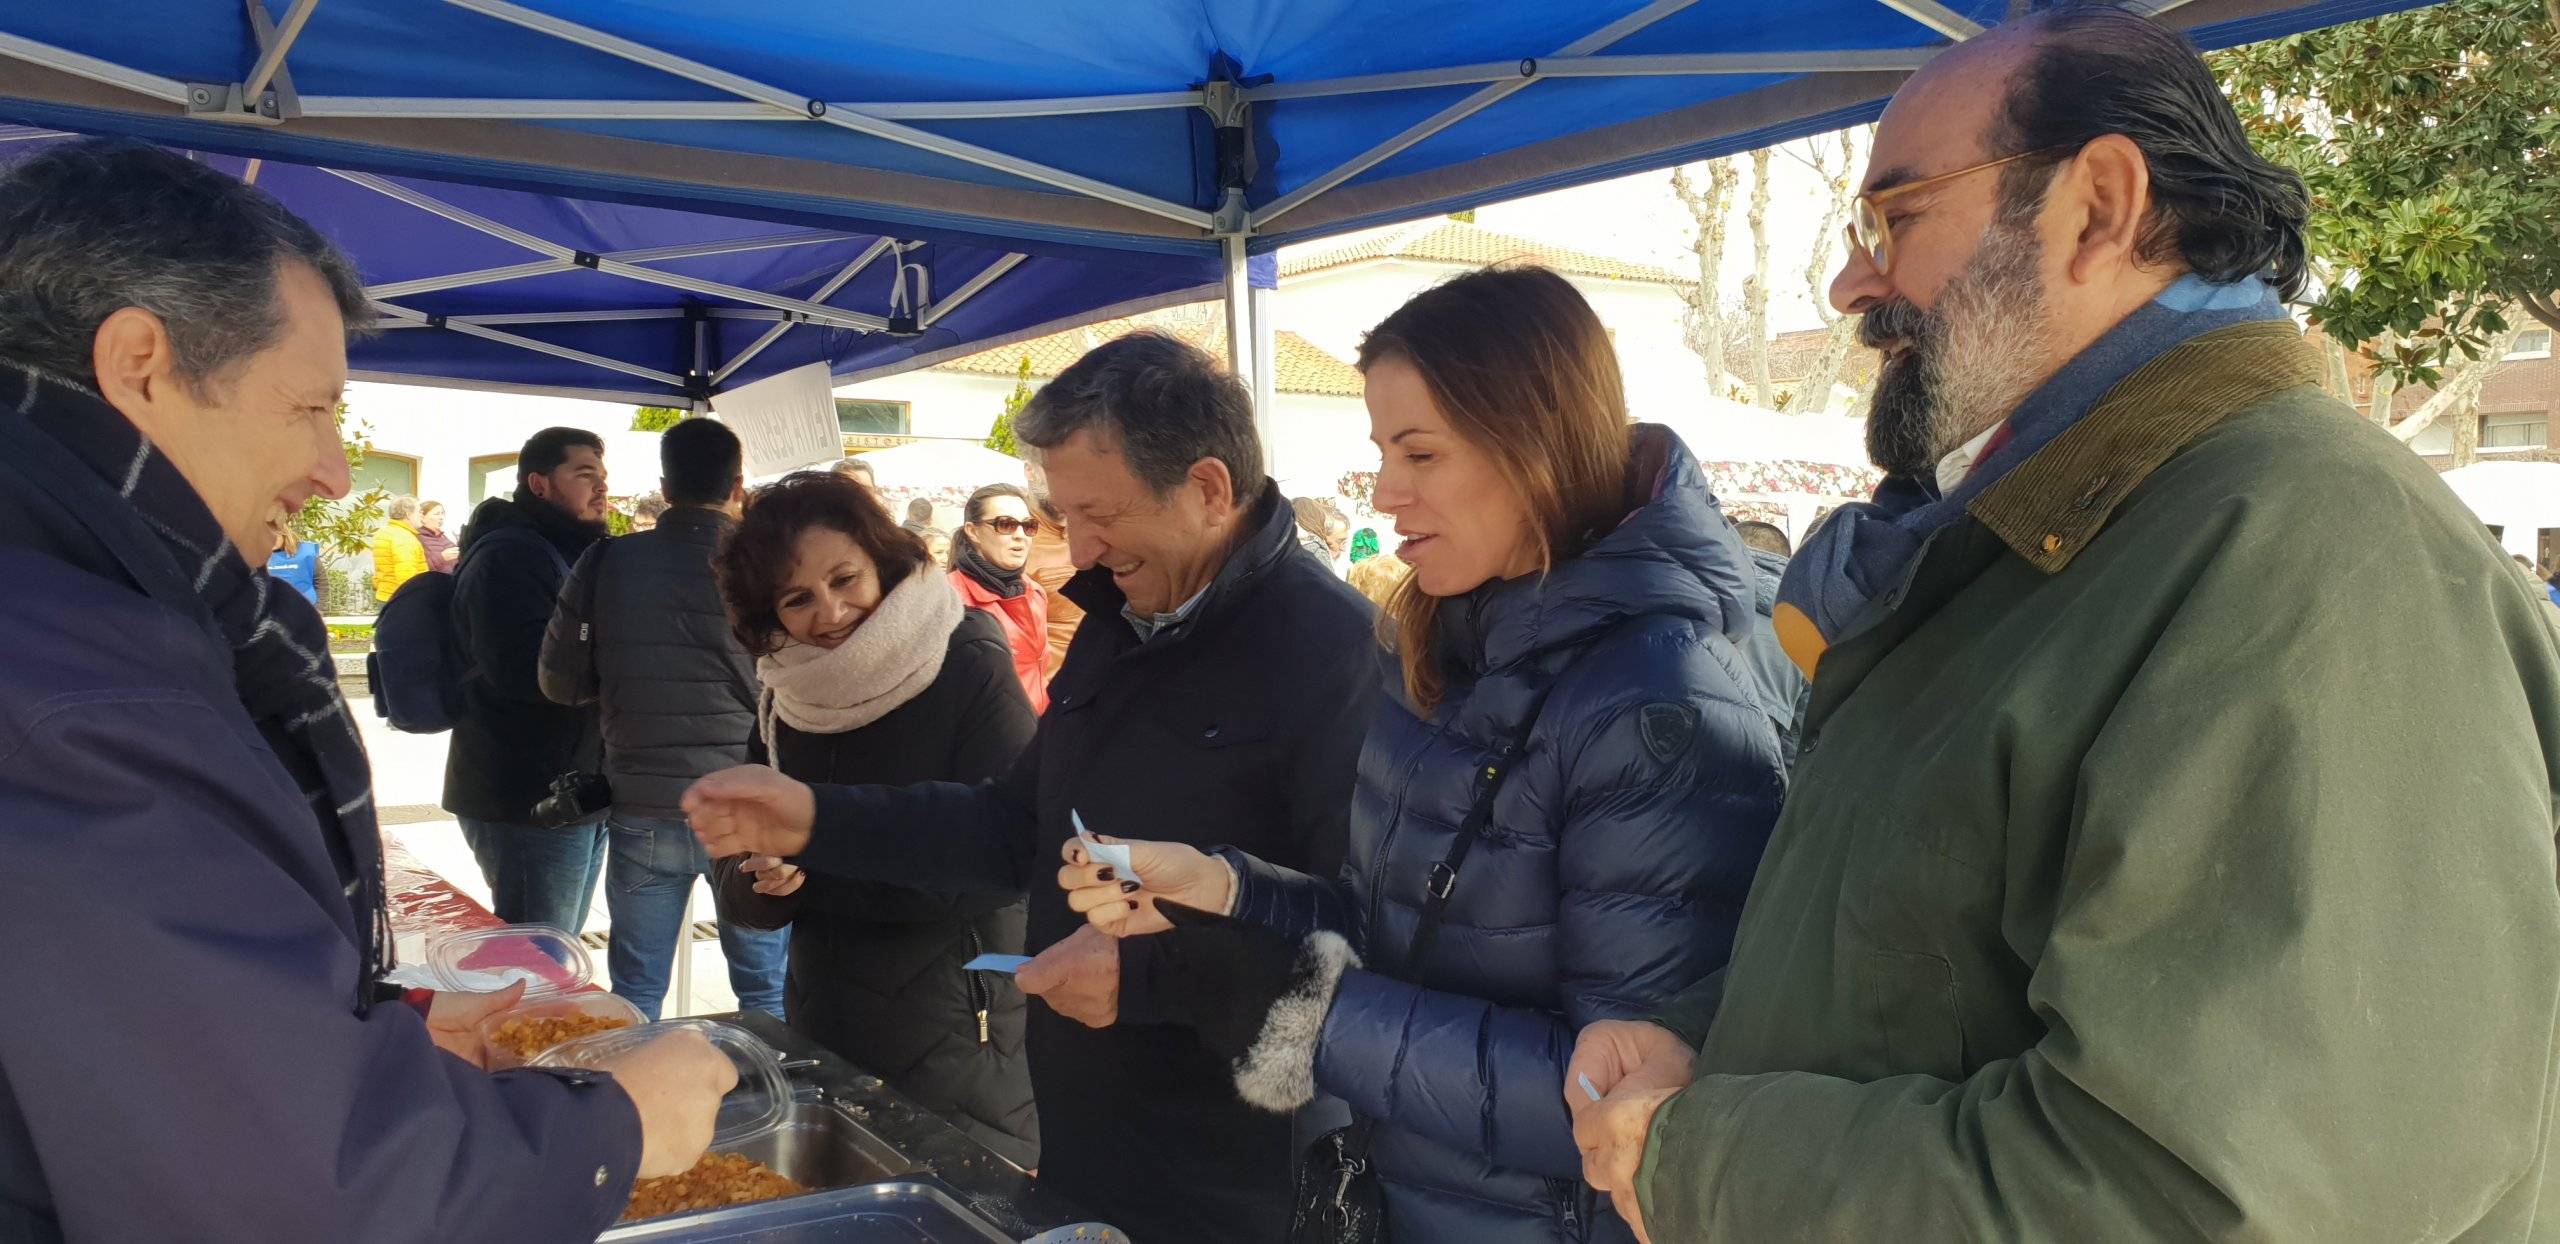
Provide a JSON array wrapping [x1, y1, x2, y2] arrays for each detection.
[[714, 608, 1040, 1166]]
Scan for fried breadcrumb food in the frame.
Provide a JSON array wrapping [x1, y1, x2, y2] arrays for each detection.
[[622, 1153, 805, 1220]]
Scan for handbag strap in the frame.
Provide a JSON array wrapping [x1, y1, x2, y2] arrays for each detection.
[[1395, 741, 1519, 981], [1392, 676, 1554, 981], [1335, 695, 1547, 1176]]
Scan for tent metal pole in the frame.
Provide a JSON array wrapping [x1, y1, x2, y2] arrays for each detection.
[[448, 309, 692, 325], [691, 315, 712, 414], [302, 44, 1957, 124], [0, 33, 191, 104], [372, 301, 688, 386], [349, 369, 677, 406], [1874, 0, 1985, 40], [1222, 235, 1263, 435], [1250, 280, 1276, 456], [1253, 0, 1700, 229], [366, 232, 857, 301], [369, 259, 571, 300], [611, 231, 865, 263], [922, 254, 1027, 329], [712, 238, 894, 387], [443, 0, 1214, 230], [242, 0, 322, 102], [328, 168, 890, 330], [297, 90, 1202, 122], [1245, 48, 1936, 102]]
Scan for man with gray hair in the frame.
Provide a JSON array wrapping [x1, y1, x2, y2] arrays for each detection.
[[685, 330, 1378, 1240], [0, 138, 731, 1240]]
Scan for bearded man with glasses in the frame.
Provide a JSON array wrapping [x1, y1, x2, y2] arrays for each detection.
[[1566, 7, 2560, 1241]]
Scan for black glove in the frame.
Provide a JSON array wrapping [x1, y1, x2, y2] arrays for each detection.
[[1153, 902, 1361, 1113]]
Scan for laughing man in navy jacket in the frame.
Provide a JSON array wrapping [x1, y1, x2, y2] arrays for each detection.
[[0, 139, 730, 1243]]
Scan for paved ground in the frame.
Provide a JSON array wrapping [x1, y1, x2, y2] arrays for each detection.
[[356, 693, 746, 1017]]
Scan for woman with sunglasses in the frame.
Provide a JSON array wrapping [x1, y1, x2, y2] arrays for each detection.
[[1056, 266, 1785, 1242], [949, 482, 1051, 713]]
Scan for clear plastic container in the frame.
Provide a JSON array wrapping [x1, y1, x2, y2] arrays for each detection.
[[533, 1019, 791, 1146], [423, 923, 645, 1069]]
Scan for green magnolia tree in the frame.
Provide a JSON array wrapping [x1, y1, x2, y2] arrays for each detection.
[[632, 404, 687, 432], [985, 354, 1035, 457], [2215, 0, 2558, 447], [295, 402, 386, 558]]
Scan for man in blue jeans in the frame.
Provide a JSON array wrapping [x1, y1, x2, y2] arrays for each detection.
[[542, 417, 785, 1018], [445, 427, 614, 930]]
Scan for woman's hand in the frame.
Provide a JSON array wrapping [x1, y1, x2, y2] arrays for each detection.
[[739, 855, 804, 897], [1057, 834, 1235, 936]]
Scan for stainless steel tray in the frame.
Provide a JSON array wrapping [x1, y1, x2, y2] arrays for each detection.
[[600, 1013, 1106, 1243], [601, 1180, 1013, 1243]]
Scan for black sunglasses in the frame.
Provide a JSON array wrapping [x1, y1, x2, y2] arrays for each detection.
[[975, 516, 1037, 535]]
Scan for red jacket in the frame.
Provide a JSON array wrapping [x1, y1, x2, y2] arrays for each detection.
[[949, 569, 1050, 713]]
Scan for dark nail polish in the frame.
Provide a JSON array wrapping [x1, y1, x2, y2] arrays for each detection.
[[1097, 867, 1116, 882], [1120, 880, 1140, 894]]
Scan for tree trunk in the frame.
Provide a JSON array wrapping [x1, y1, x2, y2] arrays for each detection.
[[2367, 368, 2400, 426], [1793, 127, 1869, 417], [1794, 316, 1865, 416], [2449, 388, 2482, 468], [1743, 147, 1775, 409], [1671, 159, 1741, 403], [2392, 321, 2525, 443], [2323, 339, 2353, 403]]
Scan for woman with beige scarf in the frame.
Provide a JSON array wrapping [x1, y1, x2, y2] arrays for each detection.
[[709, 471, 1041, 1167]]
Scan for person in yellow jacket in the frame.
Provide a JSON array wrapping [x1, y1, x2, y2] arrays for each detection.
[[370, 494, 430, 602]]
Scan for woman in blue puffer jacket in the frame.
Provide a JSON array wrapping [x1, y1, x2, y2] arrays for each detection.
[[1059, 265, 1785, 1243]]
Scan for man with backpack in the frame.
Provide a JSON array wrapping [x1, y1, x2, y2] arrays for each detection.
[[540, 417, 787, 1019], [444, 426, 614, 929]]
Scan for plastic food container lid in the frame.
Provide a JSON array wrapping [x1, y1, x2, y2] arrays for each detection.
[[532, 1019, 790, 1146], [424, 923, 595, 999], [477, 991, 648, 1070]]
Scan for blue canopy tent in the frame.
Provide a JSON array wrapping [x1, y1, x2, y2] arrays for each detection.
[[0, 0, 2438, 415], [0, 124, 1241, 407]]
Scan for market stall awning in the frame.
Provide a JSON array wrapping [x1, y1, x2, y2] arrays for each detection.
[[1, 126, 1240, 405], [0, 0, 2440, 263]]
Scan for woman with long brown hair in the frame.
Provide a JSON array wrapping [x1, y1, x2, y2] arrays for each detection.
[[708, 471, 1040, 1168], [1056, 266, 1784, 1241]]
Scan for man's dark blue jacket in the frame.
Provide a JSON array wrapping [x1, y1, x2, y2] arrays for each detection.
[[0, 397, 640, 1242]]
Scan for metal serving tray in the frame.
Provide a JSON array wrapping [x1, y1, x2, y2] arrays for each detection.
[[601, 1180, 1013, 1243], [600, 1013, 1105, 1243]]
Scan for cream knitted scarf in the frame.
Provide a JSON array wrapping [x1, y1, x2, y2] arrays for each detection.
[[757, 564, 964, 754]]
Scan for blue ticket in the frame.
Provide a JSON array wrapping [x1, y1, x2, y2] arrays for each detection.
[[964, 953, 1032, 974]]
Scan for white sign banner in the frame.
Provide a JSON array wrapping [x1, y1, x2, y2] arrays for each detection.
[[711, 361, 841, 479]]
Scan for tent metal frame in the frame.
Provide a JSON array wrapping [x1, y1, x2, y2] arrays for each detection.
[[0, 0, 2007, 416], [321, 165, 1027, 401], [0, 0, 1996, 422]]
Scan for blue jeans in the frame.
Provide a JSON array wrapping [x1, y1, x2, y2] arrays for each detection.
[[605, 815, 789, 1020], [458, 815, 608, 931]]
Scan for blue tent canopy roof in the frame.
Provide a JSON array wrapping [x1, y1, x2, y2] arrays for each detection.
[[0, 0, 2436, 263], [1, 126, 1245, 403]]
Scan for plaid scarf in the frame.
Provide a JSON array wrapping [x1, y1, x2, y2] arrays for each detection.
[[4, 366, 391, 1009]]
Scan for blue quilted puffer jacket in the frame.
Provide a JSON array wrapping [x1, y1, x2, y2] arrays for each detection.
[[1227, 425, 1786, 1243]]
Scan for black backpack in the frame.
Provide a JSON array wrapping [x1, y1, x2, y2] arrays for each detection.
[[367, 527, 563, 733]]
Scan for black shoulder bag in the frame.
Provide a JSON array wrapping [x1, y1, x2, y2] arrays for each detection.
[[1288, 715, 1540, 1244]]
